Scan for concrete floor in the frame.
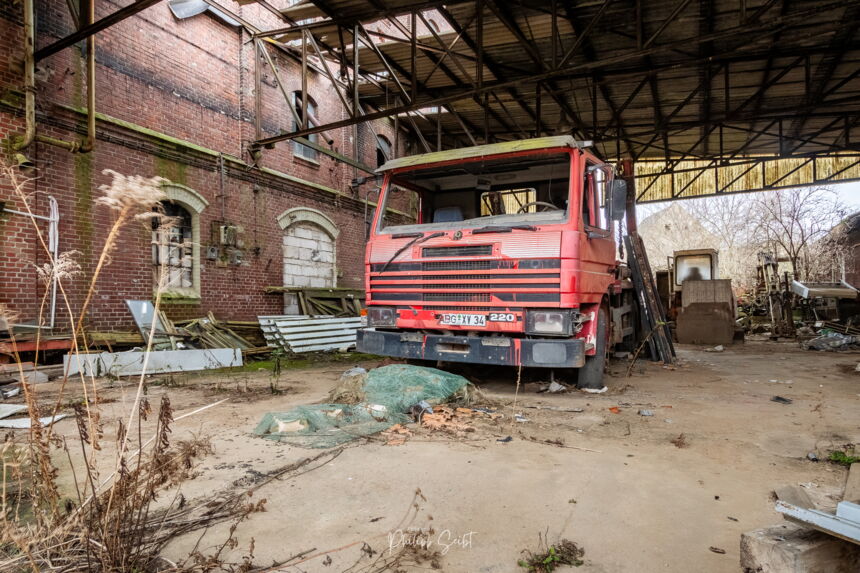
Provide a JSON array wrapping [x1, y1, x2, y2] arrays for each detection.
[[36, 340, 860, 571]]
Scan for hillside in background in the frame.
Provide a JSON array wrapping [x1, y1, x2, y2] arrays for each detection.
[[638, 203, 719, 270]]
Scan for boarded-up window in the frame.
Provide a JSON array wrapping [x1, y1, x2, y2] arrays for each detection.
[[152, 202, 193, 289]]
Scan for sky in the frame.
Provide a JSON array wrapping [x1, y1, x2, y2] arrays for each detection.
[[834, 181, 860, 211]]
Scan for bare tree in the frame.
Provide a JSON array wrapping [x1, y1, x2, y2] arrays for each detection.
[[686, 194, 760, 290], [752, 187, 847, 281]]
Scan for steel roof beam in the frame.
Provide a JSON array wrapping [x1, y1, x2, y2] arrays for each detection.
[[253, 1, 852, 147], [36, 0, 164, 61]]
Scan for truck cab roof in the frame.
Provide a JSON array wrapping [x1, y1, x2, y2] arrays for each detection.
[[376, 135, 594, 173]]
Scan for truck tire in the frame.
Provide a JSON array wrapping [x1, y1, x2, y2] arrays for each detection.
[[577, 305, 608, 390]]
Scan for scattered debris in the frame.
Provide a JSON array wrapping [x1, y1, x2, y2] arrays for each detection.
[[771, 396, 793, 405], [608, 407, 621, 414], [705, 345, 725, 352], [804, 331, 858, 351], [671, 433, 688, 448], [581, 386, 607, 394], [522, 405, 584, 413], [0, 404, 28, 419], [497, 436, 513, 443], [1, 387, 20, 399], [638, 409, 654, 416], [807, 452, 819, 462], [380, 424, 412, 446], [254, 365, 469, 448], [546, 381, 566, 393], [774, 485, 815, 509], [518, 537, 584, 572], [708, 546, 726, 554], [0, 414, 68, 429], [523, 435, 601, 453], [422, 406, 475, 435], [408, 400, 434, 422], [728, 516, 739, 522], [515, 413, 530, 423], [64, 348, 243, 377], [262, 286, 364, 317], [177, 313, 263, 352]]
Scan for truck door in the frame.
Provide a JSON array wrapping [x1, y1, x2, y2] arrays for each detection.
[[579, 163, 616, 302]]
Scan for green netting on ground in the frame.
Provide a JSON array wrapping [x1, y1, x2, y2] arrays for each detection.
[[253, 364, 469, 448]]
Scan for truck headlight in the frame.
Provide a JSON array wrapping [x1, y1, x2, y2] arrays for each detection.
[[367, 306, 397, 327], [525, 309, 573, 336]]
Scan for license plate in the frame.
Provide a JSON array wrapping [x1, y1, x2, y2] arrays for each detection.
[[439, 313, 486, 327]]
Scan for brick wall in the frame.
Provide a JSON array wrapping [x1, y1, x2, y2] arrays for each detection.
[[0, 1, 412, 331]]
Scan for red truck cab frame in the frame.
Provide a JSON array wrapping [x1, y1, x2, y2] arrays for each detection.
[[356, 136, 629, 388]]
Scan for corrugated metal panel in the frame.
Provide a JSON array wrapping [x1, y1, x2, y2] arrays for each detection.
[[259, 315, 363, 353]]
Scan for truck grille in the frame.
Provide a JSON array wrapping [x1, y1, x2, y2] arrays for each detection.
[[422, 245, 493, 258], [369, 258, 561, 306]]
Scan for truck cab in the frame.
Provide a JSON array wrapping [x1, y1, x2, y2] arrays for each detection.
[[357, 136, 630, 388]]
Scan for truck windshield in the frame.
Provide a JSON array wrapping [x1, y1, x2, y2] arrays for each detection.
[[377, 152, 571, 233]]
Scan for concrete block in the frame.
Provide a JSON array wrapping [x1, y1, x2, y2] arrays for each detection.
[[298, 247, 315, 260], [776, 485, 816, 509], [282, 244, 299, 259], [293, 226, 314, 240], [844, 464, 860, 503], [740, 523, 860, 573]]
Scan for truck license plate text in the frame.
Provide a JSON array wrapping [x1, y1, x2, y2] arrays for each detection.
[[439, 314, 486, 326]]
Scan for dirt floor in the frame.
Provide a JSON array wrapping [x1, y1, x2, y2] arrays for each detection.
[[18, 340, 860, 572]]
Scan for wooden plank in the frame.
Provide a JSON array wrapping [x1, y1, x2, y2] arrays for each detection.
[[845, 464, 860, 503], [625, 233, 675, 364]]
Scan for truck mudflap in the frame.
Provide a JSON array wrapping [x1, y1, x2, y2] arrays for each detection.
[[357, 330, 586, 368]]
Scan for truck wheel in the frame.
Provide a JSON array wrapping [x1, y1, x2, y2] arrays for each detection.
[[577, 306, 608, 390]]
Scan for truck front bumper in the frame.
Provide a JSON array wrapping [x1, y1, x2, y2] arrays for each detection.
[[357, 329, 585, 368]]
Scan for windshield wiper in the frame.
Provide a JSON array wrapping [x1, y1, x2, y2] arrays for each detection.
[[472, 225, 537, 234], [391, 232, 424, 239], [378, 231, 446, 274]]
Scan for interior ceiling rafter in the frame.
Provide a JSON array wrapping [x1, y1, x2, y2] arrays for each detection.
[[230, 0, 860, 200]]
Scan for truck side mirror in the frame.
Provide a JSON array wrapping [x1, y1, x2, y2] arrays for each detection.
[[608, 180, 627, 222]]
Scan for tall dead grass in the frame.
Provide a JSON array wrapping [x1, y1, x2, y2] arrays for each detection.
[[0, 162, 256, 571]]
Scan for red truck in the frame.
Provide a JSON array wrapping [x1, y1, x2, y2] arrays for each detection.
[[356, 136, 636, 389]]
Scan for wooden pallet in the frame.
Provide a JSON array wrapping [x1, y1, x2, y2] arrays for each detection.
[[264, 287, 364, 317]]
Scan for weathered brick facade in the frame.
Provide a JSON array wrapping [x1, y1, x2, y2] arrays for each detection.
[[0, 1, 412, 331]]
